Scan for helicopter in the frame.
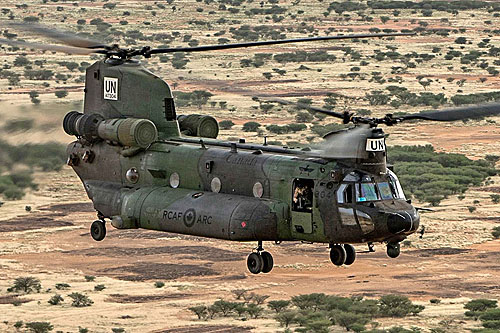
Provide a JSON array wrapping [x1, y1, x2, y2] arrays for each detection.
[[4, 23, 500, 275]]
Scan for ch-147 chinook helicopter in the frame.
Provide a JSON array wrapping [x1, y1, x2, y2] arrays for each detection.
[[4, 23, 500, 274]]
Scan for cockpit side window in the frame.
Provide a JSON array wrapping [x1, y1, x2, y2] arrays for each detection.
[[336, 183, 353, 204], [387, 169, 406, 199], [356, 183, 379, 202]]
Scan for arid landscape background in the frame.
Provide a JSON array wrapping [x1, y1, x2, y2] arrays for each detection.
[[0, 0, 499, 332]]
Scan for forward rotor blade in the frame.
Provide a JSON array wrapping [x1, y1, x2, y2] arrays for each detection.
[[258, 97, 346, 120], [396, 102, 500, 122], [0, 38, 100, 55], [307, 125, 372, 159], [7, 22, 108, 49], [147, 32, 414, 55]]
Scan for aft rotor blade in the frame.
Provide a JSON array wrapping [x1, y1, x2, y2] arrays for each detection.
[[147, 32, 414, 55], [396, 102, 500, 122], [258, 97, 346, 119], [0, 38, 101, 55], [7, 22, 108, 49]]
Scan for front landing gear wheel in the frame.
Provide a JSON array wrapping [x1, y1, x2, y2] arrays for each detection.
[[260, 251, 274, 273], [90, 220, 106, 241], [343, 244, 356, 266], [387, 242, 400, 258], [330, 244, 347, 266], [247, 253, 264, 274]]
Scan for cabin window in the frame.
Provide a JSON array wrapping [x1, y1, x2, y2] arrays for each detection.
[[292, 178, 314, 212]]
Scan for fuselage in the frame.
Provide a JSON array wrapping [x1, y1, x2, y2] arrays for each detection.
[[67, 137, 419, 245]]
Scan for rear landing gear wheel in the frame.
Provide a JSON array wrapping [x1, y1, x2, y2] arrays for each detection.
[[260, 251, 274, 273], [387, 242, 400, 258], [329, 244, 346, 266], [247, 253, 264, 274], [343, 244, 356, 266], [91, 220, 106, 241]]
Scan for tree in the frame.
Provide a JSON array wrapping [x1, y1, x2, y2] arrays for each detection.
[[189, 305, 207, 319], [334, 311, 369, 331], [253, 294, 270, 305], [191, 90, 213, 109], [246, 303, 264, 318], [25, 322, 53, 333], [276, 311, 296, 328], [268, 300, 291, 313], [232, 289, 247, 300], [55, 90, 68, 99], [378, 295, 423, 318], [68, 292, 93, 307], [212, 299, 237, 316], [242, 121, 261, 132], [9, 277, 41, 294], [295, 111, 313, 123], [465, 299, 498, 319]]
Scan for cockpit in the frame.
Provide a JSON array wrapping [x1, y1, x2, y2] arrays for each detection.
[[337, 170, 406, 204]]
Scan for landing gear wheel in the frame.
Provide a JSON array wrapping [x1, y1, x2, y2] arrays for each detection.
[[260, 251, 274, 273], [387, 242, 400, 258], [247, 252, 264, 274], [329, 244, 347, 266], [90, 220, 106, 241], [343, 244, 356, 266]]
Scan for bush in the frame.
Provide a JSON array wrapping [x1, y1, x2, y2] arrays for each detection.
[[154, 281, 165, 288], [9, 277, 41, 294], [55, 283, 71, 290], [24, 322, 53, 333], [268, 300, 291, 313], [48, 294, 63, 305], [68, 293, 93, 307], [219, 120, 235, 130], [94, 284, 106, 291], [378, 294, 424, 317], [189, 305, 208, 319], [55, 90, 68, 99], [465, 299, 498, 319], [242, 121, 261, 132], [334, 311, 369, 331], [276, 310, 296, 327], [492, 226, 500, 239], [84, 275, 95, 282]]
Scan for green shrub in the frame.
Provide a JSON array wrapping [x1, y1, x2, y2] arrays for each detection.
[[84, 275, 95, 282], [268, 300, 291, 313], [154, 281, 165, 288], [55, 283, 70, 290], [94, 284, 106, 291], [24, 322, 53, 333], [378, 294, 424, 317], [68, 292, 93, 307], [492, 226, 500, 239], [219, 120, 235, 130], [242, 121, 261, 132], [189, 305, 208, 319], [48, 294, 63, 305]]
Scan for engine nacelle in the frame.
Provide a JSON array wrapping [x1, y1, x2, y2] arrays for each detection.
[[177, 114, 219, 138], [63, 111, 158, 148]]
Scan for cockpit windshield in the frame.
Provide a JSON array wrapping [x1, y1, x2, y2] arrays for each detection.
[[336, 169, 406, 204]]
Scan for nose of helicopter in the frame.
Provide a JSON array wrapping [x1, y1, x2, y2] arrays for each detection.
[[386, 210, 420, 234]]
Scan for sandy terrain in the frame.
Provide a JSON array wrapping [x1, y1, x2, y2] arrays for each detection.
[[0, 168, 498, 332]]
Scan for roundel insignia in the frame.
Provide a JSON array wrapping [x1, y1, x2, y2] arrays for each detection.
[[184, 209, 196, 228], [241, 221, 247, 228]]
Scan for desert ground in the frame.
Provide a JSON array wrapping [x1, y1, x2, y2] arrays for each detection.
[[0, 0, 500, 332]]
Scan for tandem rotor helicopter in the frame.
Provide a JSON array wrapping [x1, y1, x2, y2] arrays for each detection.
[[3, 23, 500, 274]]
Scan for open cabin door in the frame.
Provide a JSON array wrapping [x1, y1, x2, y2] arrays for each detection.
[[291, 178, 314, 234]]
